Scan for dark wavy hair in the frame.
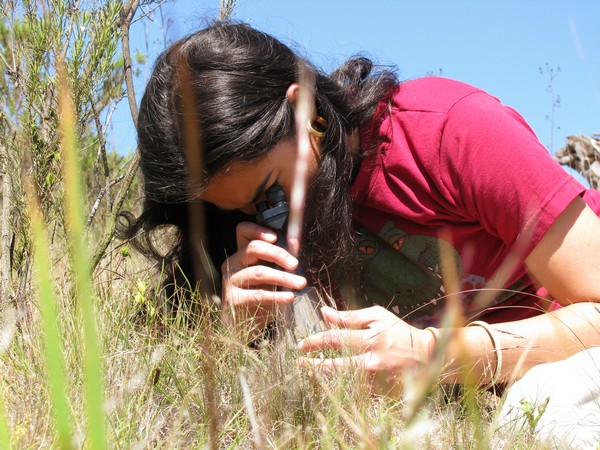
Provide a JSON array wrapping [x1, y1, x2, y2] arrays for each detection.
[[119, 22, 397, 307]]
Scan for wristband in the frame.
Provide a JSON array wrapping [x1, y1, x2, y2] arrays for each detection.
[[467, 320, 503, 387], [424, 326, 439, 359]]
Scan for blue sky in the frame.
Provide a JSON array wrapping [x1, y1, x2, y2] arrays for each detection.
[[113, 0, 600, 160]]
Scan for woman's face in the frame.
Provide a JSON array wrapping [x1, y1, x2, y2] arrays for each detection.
[[199, 138, 319, 215]]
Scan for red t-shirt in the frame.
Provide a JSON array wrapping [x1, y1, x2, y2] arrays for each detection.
[[348, 77, 600, 327]]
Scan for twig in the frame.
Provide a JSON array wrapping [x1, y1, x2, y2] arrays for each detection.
[[0, 142, 12, 303], [87, 174, 125, 227], [119, 0, 140, 126], [89, 96, 112, 211], [59, 0, 81, 61], [132, 1, 165, 25], [90, 0, 140, 271], [0, 52, 16, 78]]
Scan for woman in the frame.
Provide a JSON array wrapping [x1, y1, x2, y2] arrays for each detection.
[[122, 21, 600, 388]]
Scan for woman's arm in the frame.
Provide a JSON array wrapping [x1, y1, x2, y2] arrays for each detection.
[[299, 197, 600, 386], [298, 302, 600, 386], [442, 302, 600, 384], [525, 196, 600, 304]]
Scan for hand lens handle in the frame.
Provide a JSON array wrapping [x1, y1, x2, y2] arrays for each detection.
[[255, 185, 327, 341]]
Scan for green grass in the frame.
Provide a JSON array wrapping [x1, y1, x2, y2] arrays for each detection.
[[29, 190, 73, 449], [59, 62, 106, 450]]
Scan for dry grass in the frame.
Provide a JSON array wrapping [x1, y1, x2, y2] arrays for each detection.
[[0, 13, 579, 447], [0, 245, 563, 448]]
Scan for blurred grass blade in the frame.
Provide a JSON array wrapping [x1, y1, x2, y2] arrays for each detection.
[[58, 62, 106, 449], [287, 61, 315, 249], [0, 385, 11, 450], [0, 306, 15, 449], [28, 189, 73, 449], [239, 369, 264, 448]]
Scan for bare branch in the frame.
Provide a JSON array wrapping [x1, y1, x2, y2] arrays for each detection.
[[86, 174, 125, 227], [89, 96, 112, 212], [119, 0, 140, 126], [0, 141, 12, 302], [90, 151, 139, 270], [90, 0, 141, 270]]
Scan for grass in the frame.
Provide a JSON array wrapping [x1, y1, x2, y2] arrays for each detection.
[[0, 258, 561, 448], [0, 43, 577, 450]]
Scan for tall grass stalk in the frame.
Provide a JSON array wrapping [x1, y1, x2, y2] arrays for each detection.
[[28, 189, 73, 449], [58, 63, 106, 449]]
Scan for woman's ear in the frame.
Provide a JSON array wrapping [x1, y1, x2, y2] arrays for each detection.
[[285, 83, 300, 107]]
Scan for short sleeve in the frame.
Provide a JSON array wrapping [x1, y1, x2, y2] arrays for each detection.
[[439, 91, 586, 255]]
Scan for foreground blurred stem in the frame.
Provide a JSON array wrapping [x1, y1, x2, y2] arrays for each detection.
[[59, 63, 106, 449], [28, 188, 73, 449], [0, 387, 11, 450]]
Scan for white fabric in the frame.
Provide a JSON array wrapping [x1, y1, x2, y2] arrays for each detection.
[[497, 347, 600, 448]]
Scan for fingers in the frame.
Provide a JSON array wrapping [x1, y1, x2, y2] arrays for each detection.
[[228, 264, 306, 292], [226, 223, 299, 272], [225, 285, 296, 307], [297, 328, 375, 353], [223, 263, 306, 309], [296, 307, 428, 394], [235, 221, 278, 249], [221, 221, 307, 333], [223, 264, 299, 310], [241, 240, 299, 271], [320, 305, 395, 330]]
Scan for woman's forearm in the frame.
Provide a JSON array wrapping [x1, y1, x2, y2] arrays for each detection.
[[437, 302, 600, 385]]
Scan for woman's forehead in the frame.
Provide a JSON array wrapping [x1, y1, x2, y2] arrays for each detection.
[[200, 158, 273, 209]]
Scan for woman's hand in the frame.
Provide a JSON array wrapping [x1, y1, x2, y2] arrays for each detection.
[[221, 221, 307, 332], [297, 306, 435, 389]]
